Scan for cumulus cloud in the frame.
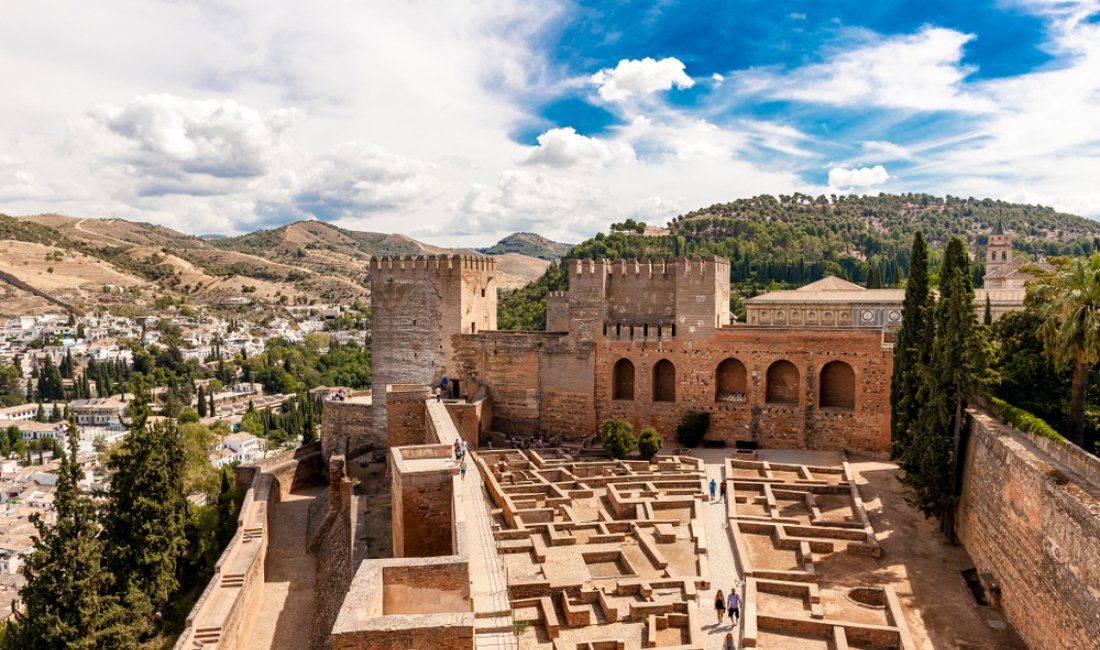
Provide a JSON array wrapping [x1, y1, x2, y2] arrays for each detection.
[[518, 127, 635, 168], [84, 94, 300, 181], [741, 27, 994, 112], [590, 57, 694, 102], [828, 165, 889, 188], [289, 142, 441, 220]]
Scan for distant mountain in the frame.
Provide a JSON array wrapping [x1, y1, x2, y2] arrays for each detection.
[[479, 232, 573, 260]]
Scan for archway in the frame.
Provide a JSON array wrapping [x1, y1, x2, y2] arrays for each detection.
[[612, 358, 635, 400], [652, 359, 675, 402], [819, 361, 856, 409], [715, 358, 748, 403], [765, 360, 799, 405]]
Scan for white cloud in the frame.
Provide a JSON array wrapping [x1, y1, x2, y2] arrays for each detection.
[[518, 127, 635, 168], [859, 141, 914, 161], [828, 165, 889, 188], [742, 27, 994, 112], [590, 57, 695, 102]]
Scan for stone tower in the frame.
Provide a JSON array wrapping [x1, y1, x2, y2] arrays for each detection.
[[369, 255, 497, 446], [986, 219, 1012, 275]]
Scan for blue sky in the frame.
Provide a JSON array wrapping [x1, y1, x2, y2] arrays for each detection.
[[1, 0, 1099, 245]]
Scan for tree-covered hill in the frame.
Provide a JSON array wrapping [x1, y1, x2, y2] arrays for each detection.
[[498, 193, 1100, 330], [479, 232, 573, 260]]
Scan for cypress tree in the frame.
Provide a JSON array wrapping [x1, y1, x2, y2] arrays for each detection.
[[983, 295, 993, 326], [889, 231, 931, 458], [209, 391, 216, 416], [102, 388, 189, 622], [900, 237, 985, 534], [197, 385, 208, 418], [35, 403, 45, 423], [5, 417, 136, 649]]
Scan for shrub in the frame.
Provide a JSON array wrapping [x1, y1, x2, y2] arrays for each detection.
[[676, 411, 711, 447], [989, 396, 1066, 443], [637, 427, 662, 460], [600, 418, 637, 460]]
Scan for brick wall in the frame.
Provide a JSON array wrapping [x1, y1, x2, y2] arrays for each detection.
[[391, 445, 456, 558], [309, 457, 359, 650], [321, 397, 375, 461], [386, 386, 430, 448], [957, 408, 1100, 650]]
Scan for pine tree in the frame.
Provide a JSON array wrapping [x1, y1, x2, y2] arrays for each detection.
[[5, 417, 137, 649], [890, 231, 931, 458], [102, 388, 189, 621]]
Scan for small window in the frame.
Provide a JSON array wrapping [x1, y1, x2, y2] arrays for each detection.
[[481, 288, 486, 297]]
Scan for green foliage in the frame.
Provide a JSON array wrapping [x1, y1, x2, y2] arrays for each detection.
[[1029, 253, 1100, 447], [600, 418, 637, 460], [242, 338, 371, 393], [989, 397, 1066, 443], [498, 262, 567, 331], [637, 427, 662, 459], [0, 360, 24, 408], [676, 411, 711, 448], [4, 418, 138, 649]]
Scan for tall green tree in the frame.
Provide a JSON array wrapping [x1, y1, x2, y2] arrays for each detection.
[[984, 295, 993, 326], [5, 418, 137, 649], [103, 389, 189, 622], [1030, 253, 1100, 447], [890, 231, 932, 457], [901, 237, 985, 533]]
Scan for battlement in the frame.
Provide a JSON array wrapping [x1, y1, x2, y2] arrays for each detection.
[[568, 256, 729, 278], [370, 254, 496, 275], [603, 320, 676, 341]]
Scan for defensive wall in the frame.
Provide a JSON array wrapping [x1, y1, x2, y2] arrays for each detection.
[[320, 391, 375, 458], [957, 407, 1100, 650], [173, 444, 324, 650]]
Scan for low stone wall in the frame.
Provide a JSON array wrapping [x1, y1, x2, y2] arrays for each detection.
[[259, 442, 325, 498], [957, 407, 1100, 650], [309, 456, 360, 650]]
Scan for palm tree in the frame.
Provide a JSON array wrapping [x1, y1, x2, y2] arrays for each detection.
[[1030, 254, 1100, 447]]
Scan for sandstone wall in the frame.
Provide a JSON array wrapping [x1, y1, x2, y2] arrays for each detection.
[[386, 385, 431, 448], [444, 398, 490, 447], [309, 457, 359, 650], [957, 408, 1100, 650], [391, 445, 456, 558], [320, 396, 375, 460], [594, 327, 892, 453]]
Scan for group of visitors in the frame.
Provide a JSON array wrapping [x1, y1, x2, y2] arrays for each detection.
[[329, 388, 349, 401], [508, 434, 547, 450], [708, 477, 728, 502], [453, 438, 468, 478], [714, 587, 742, 648]]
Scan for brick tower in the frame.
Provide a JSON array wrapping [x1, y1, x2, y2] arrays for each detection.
[[369, 255, 496, 446], [986, 219, 1012, 275]]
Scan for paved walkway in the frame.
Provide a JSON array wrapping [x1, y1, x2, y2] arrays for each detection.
[[692, 450, 744, 650], [246, 485, 323, 650], [464, 454, 517, 649]]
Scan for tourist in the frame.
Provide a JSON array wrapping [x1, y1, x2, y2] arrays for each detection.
[[727, 589, 740, 624], [714, 589, 726, 624], [460, 439, 468, 458], [454, 440, 462, 460], [433, 386, 441, 402], [719, 480, 728, 502], [460, 459, 467, 479], [709, 478, 717, 502], [723, 632, 736, 650]]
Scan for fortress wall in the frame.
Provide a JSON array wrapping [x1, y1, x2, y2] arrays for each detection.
[[595, 328, 892, 454], [310, 457, 358, 650], [259, 442, 325, 498], [444, 397, 490, 447], [957, 408, 1100, 650], [320, 396, 374, 461]]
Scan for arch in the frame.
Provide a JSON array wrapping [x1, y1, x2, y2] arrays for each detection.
[[612, 358, 635, 400], [715, 358, 748, 403], [652, 359, 676, 402], [765, 360, 800, 405], [819, 360, 856, 409]]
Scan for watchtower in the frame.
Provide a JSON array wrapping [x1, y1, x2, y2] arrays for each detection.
[[369, 255, 497, 446]]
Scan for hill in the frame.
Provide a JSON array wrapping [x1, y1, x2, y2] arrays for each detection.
[[479, 232, 572, 260], [499, 193, 1100, 329]]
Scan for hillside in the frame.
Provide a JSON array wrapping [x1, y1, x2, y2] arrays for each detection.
[[479, 232, 572, 260], [498, 193, 1100, 330]]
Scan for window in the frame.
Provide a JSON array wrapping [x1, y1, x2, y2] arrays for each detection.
[[652, 359, 675, 402], [765, 360, 799, 405], [612, 359, 635, 400], [819, 361, 855, 409]]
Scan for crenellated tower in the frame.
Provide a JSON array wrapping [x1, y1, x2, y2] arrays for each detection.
[[369, 254, 496, 445]]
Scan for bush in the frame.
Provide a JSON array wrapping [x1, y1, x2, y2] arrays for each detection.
[[600, 418, 637, 460], [676, 411, 711, 447], [177, 408, 200, 424], [637, 427, 662, 460], [990, 396, 1066, 443]]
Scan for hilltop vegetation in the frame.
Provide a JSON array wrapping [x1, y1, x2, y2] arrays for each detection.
[[478, 232, 573, 260], [498, 193, 1100, 330]]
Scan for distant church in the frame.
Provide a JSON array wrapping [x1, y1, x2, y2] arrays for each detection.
[[745, 221, 1050, 326]]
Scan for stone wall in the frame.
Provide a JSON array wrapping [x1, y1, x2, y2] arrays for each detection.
[[258, 442, 325, 498], [444, 397, 490, 448], [957, 408, 1100, 650], [309, 456, 360, 650], [386, 385, 431, 448], [320, 395, 375, 460], [391, 444, 456, 558]]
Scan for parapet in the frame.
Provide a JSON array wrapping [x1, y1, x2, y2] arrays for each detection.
[[568, 256, 730, 278], [369, 254, 496, 275]]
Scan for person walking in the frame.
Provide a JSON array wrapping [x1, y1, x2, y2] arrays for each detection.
[[460, 438, 468, 458], [709, 478, 717, 502], [722, 632, 736, 650], [727, 589, 741, 625], [460, 459, 467, 479], [713, 589, 726, 624], [719, 479, 728, 502], [453, 439, 461, 460]]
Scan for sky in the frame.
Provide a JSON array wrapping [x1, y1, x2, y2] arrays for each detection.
[[2, 0, 1100, 246]]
